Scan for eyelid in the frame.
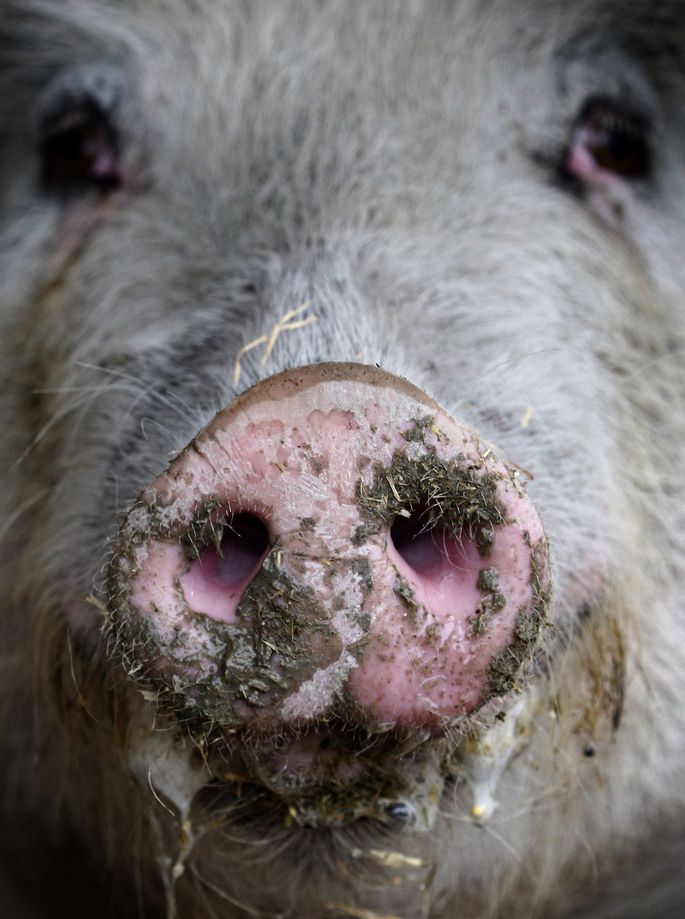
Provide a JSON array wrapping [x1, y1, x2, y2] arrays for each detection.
[[37, 64, 126, 138]]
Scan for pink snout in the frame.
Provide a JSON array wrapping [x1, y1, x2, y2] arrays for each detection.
[[108, 364, 549, 731]]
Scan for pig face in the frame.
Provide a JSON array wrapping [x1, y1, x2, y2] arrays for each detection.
[[1, 2, 684, 918]]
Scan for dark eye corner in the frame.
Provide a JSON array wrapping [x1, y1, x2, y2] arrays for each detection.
[[40, 93, 122, 195], [561, 95, 653, 189]]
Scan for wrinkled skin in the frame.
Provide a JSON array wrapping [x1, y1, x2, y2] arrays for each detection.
[[1, 1, 685, 917]]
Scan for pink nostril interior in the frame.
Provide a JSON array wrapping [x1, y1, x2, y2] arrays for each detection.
[[389, 511, 486, 622], [390, 513, 457, 578], [179, 513, 270, 623]]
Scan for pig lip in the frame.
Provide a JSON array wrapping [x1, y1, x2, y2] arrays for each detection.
[[211, 718, 435, 776], [193, 718, 450, 829], [196, 775, 430, 831]]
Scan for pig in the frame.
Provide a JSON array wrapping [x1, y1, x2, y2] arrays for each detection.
[[0, 1, 684, 917]]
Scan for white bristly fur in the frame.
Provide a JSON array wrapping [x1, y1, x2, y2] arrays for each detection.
[[0, 2, 684, 917]]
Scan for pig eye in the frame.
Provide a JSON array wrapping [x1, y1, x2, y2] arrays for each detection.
[[564, 97, 652, 183], [40, 98, 121, 194]]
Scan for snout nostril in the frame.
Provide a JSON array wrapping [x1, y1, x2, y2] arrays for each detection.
[[204, 512, 269, 588], [390, 508, 431, 551], [179, 512, 270, 623], [390, 510, 453, 577], [223, 513, 270, 565]]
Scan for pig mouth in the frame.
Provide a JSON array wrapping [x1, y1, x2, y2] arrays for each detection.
[[191, 717, 453, 831]]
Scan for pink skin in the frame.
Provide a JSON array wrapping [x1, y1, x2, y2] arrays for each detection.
[[567, 130, 631, 224], [259, 731, 363, 788], [123, 364, 548, 731]]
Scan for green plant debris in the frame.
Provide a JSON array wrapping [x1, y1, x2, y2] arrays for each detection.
[[180, 498, 224, 559], [350, 557, 374, 594], [477, 567, 500, 594], [487, 646, 522, 696], [352, 522, 383, 546], [402, 415, 437, 443], [476, 526, 494, 555], [514, 608, 540, 644], [470, 566, 507, 636], [425, 623, 441, 644], [394, 573, 419, 621], [469, 605, 492, 637], [484, 538, 551, 700], [106, 541, 337, 732], [356, 448, 506, 557], [355, 611, 372, 633]]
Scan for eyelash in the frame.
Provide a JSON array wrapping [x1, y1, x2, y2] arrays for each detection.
[[563, 96, 652, 187]]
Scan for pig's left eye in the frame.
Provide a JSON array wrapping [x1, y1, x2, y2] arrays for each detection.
[[564, 96, 652, 183], [40, 97, 122, 194]]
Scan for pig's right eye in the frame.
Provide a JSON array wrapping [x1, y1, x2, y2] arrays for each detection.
[[39, 97, 122, 195], [563, 96, 653, 186]]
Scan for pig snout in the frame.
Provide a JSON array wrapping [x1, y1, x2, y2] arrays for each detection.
[[107, 363, 550, 733]]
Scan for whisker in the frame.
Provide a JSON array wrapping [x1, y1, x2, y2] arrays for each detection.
[[0, 487, 50, 544], [13, 391, 94, 468], [188, 863, 265, 917], [75, 360, 197, 421]]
